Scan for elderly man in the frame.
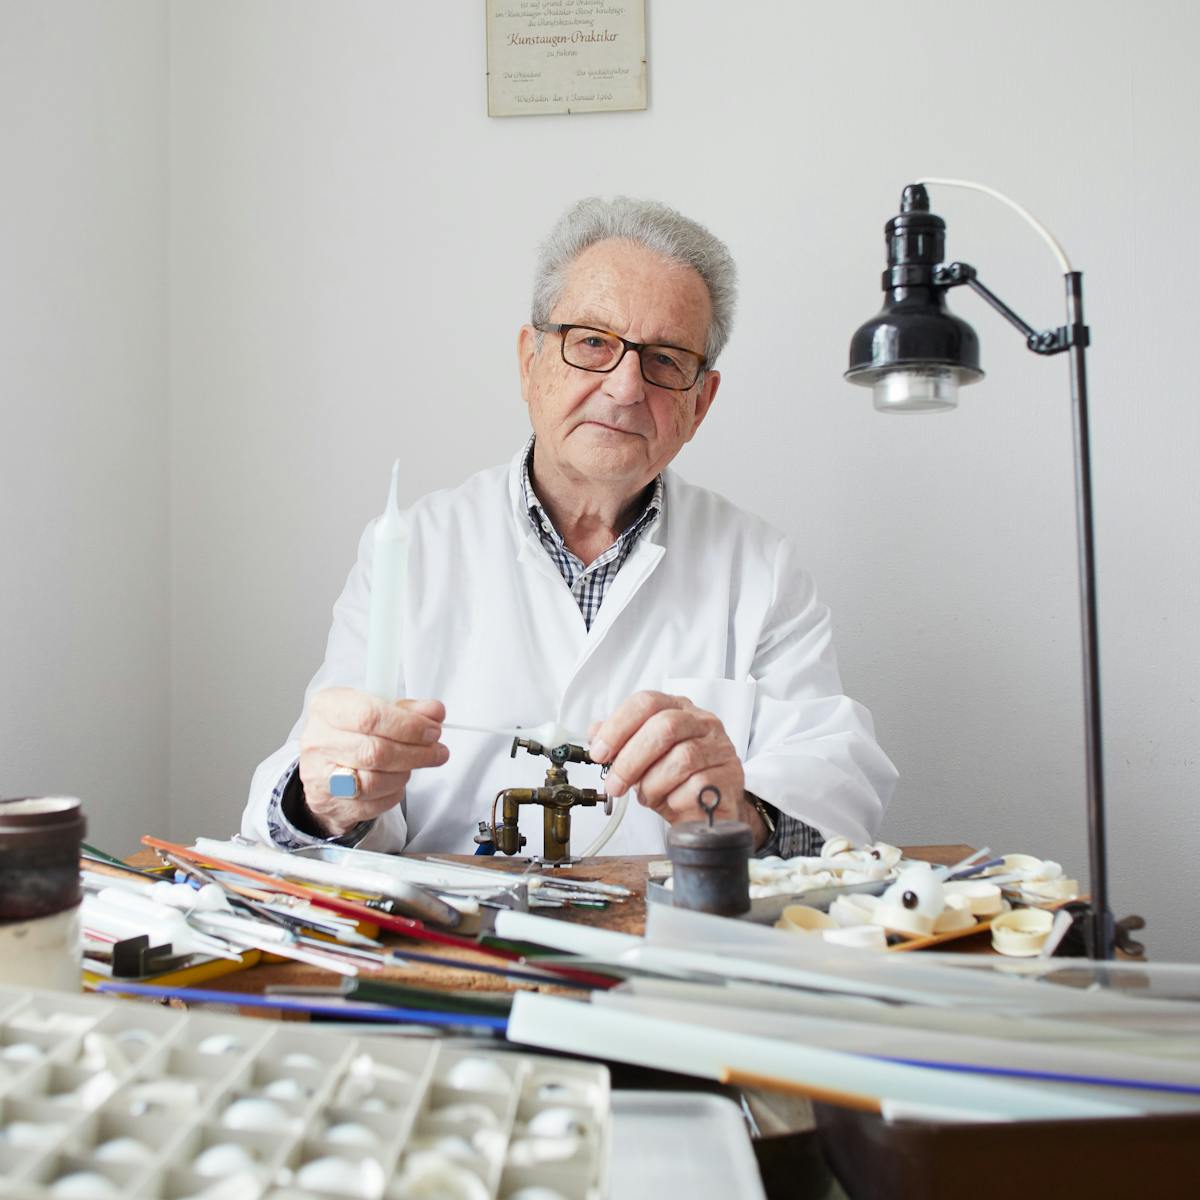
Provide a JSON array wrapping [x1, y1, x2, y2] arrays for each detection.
[[243, 197, 896, 858]]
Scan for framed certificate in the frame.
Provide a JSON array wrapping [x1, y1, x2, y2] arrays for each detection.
[[486, 1, 647, 117]]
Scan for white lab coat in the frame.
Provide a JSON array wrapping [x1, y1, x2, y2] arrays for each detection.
[[242, 447, 896, 855]]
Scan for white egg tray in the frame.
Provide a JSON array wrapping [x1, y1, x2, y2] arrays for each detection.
[[0, 986, 609, 1200]]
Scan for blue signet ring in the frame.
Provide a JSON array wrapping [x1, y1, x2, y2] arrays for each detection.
[[328, 767, 361, 799]]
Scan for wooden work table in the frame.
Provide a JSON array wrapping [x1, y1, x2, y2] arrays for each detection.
[[127, 843, 977, 1001], [119, 844, 1177, 1199]]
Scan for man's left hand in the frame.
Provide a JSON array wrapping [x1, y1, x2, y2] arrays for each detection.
[[588, 691, 768, 848]]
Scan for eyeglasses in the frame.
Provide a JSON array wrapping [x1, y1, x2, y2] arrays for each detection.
[[535, 323, 707, 391]]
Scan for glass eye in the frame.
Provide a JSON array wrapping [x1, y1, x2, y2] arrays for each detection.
[[881, 865, 945, 918]]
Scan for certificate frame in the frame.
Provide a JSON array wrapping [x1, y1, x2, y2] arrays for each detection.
[[486, 1, 647, 117]]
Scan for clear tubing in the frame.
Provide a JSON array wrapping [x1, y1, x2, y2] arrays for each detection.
[[582, 793, 627, 857], [443, 720, 587, 747]]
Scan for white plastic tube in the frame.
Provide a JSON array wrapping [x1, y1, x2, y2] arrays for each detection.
[[915, 177, 1073, 273], [364, 460, 407, 701]]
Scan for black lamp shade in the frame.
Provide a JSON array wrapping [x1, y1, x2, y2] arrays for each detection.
[[846, 301, 983, 384], [846, 184, 984, 410]]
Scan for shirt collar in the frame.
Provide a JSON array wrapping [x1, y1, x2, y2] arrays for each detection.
[[520, 434, 663, 551]]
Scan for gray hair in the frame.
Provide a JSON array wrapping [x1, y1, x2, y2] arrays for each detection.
[[531, 196, 738, 365]]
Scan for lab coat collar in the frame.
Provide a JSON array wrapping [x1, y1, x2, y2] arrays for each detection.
[[506, 442, 670, 567], [509, 444, 562, 581], [505, 442, 668, 670]]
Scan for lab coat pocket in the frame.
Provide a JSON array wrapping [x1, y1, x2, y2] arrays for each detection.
[[662, 677, 757, 759]]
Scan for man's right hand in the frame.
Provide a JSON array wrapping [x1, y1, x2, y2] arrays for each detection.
[[297, 688, 447, 837]]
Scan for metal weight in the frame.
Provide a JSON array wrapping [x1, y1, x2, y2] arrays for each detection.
[[667, 786, 753, 916]]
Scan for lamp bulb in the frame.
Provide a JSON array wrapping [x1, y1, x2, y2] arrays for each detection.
[[872, 367, 961, 413]]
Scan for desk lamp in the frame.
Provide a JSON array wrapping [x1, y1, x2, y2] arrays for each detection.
[[845, 178, 1112, 959]]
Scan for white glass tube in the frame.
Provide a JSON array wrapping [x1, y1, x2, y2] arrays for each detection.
[[507, 995, 1140, 1120], [364, 460, 407, 701]]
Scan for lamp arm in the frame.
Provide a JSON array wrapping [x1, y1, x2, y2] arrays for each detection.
[[933, 261, 1090, 357]]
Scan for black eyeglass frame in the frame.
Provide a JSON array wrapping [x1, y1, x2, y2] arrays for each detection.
[[534, 323, 708, 391]]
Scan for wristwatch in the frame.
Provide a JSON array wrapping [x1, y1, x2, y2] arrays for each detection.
[[744, 791, 777, 837]]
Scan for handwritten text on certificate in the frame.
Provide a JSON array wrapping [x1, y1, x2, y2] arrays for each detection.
[[487, 1, 647, 117]]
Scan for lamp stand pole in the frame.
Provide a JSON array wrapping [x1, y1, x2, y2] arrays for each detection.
[[1064, 272, 1112, 960], [945, 266, 1112, 957], [926, 263, 1112, 957]]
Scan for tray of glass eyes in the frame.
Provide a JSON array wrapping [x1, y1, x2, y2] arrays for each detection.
[[647, 876, 894, 926], [648, 839, 906, 925], [0, 985, 609, 1200]]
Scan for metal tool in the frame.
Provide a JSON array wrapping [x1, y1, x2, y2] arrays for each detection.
[[490, 737, 611, 863], [108, 934, 195, 979], [286, 845, 466, 927], [162, 850, 385, 948], [146, 836, 619, 989], [421, 856, 631, 898]]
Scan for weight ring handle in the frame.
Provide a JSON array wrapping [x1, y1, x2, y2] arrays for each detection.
[[697, 785, 722, 827]]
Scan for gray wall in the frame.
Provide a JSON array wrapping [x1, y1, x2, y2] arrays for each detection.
[[1, 1, 168, 856], [5, 2, 1197, 960]]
